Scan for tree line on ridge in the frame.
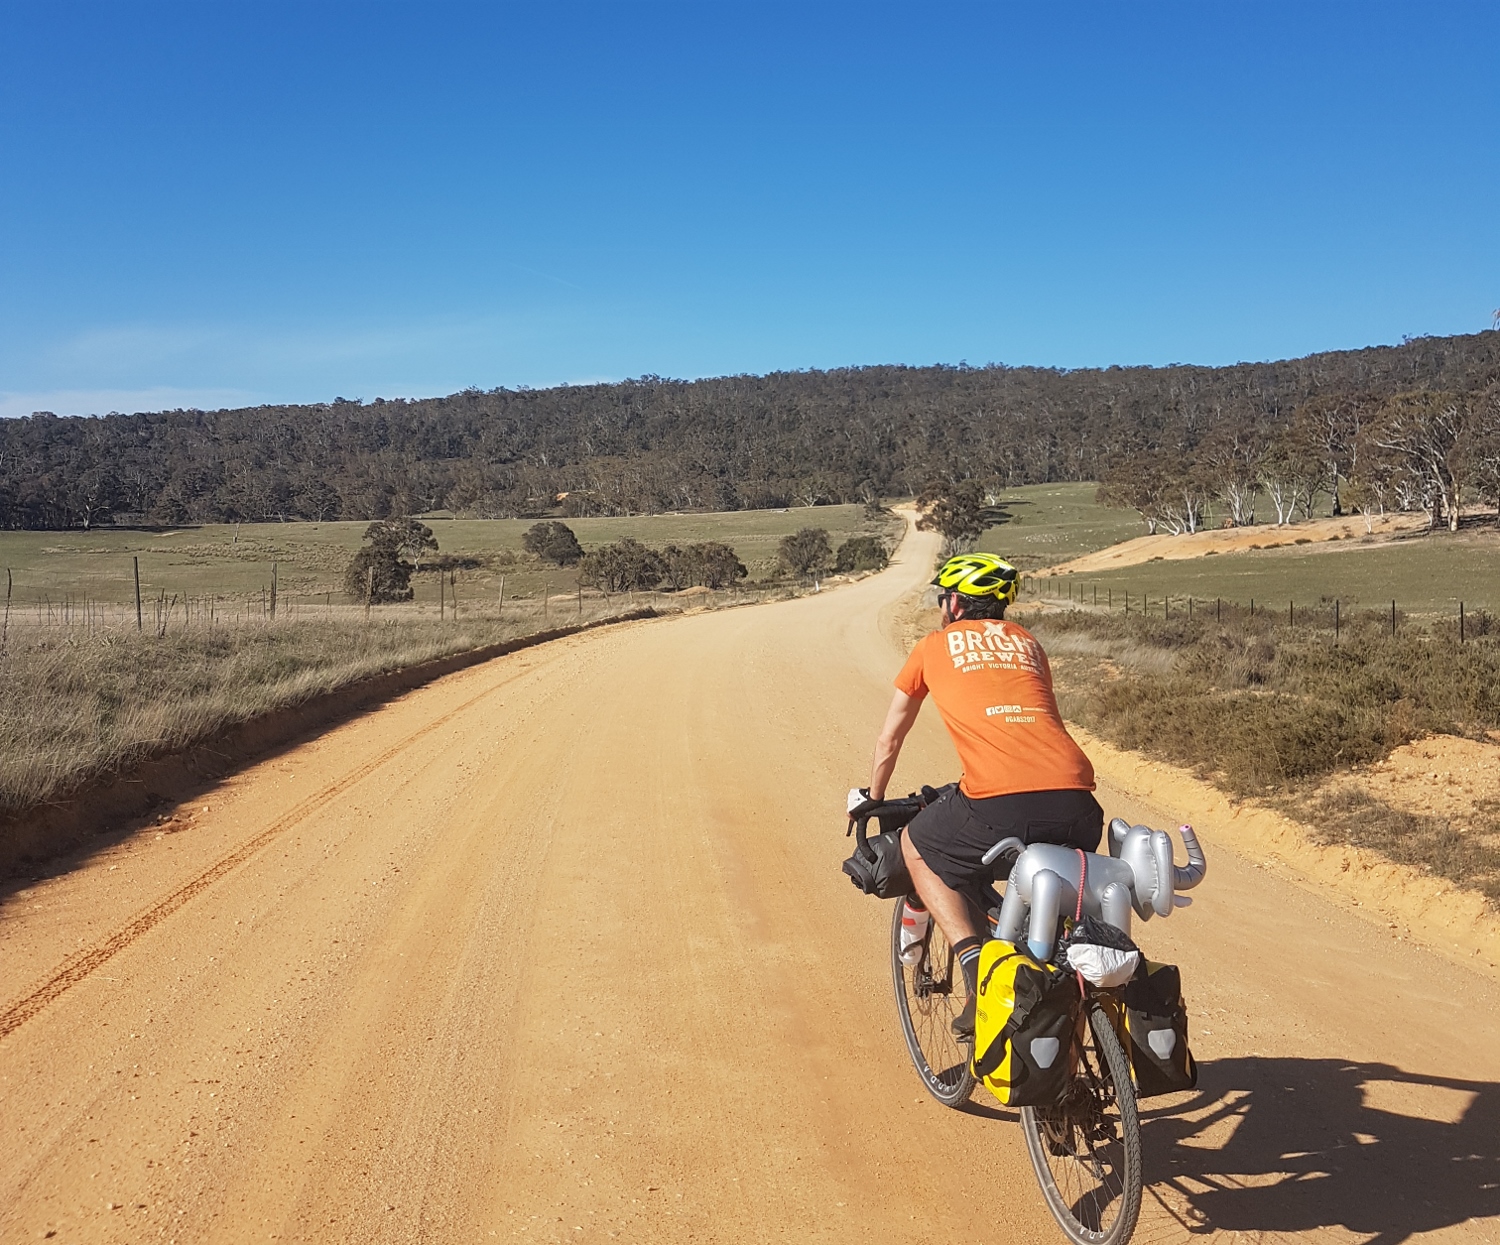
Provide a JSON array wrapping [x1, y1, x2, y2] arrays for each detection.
[[2, 331, 1497, 531]]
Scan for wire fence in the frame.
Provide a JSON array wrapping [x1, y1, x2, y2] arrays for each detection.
[[0, 559, 819, 648], [1019, 574, 1498, 642]]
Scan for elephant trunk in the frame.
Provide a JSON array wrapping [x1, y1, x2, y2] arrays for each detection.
[[1173, 824, 1207, 891]]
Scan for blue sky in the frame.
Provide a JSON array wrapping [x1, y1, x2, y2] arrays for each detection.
[[1, 1, 1496, 418]]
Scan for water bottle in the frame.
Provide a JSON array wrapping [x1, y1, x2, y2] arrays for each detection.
[[899, 898, 930, 965]]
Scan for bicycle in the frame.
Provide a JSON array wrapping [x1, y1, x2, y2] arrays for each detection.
[[847, 791, 1164, 1245]]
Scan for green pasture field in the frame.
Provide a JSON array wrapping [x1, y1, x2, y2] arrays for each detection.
[[0, 505, 892, 611], [979, 483, 1144, 570], [1039, 527, 1500, 616]]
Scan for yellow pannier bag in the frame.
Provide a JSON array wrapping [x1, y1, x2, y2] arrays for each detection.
[[972, 940, 1081, 1108]]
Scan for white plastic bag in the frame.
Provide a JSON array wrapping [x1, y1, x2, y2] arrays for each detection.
[[1066, 943, 1141, 988]]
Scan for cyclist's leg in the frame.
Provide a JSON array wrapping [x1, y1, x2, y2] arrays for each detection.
[[903, 789, 1013, 1036], [901, 831, 981, 947]]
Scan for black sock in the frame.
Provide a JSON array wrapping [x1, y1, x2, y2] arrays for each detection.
[[954, 936, 983, 994]]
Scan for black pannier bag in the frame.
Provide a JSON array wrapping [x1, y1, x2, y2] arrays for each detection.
[[1123, 960, 1198, 1097]]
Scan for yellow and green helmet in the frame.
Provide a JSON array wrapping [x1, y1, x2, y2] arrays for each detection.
[[932, 552, 1019, 606]]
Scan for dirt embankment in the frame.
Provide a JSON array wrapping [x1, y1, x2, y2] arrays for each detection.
[[1078, 727, 1500, 978], [1035, 512, 1429, 576]]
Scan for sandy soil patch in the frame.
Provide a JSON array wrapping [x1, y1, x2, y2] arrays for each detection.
[[1342, 734, 1500, 835], [1037, 512, 1428, 576]]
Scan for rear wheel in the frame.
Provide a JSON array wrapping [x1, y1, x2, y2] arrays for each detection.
[[891, 896, 974, 1107], [1021, 1001, 1142, 1245]]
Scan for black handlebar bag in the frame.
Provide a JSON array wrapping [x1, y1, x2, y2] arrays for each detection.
[[841, 826, 913, 898], [842, 791, 945, 899]]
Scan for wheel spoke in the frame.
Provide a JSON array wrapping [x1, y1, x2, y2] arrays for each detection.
[[891, 896, 973, 1108], [1021, 1002, 1142, 1245]]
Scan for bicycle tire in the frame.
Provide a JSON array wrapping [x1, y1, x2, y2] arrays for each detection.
[[890, 896, 974, 1107], [1021, 1000, 1142, 1245]]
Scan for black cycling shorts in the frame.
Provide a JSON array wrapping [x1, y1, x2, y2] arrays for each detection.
[[905, 787, 1104, 894]]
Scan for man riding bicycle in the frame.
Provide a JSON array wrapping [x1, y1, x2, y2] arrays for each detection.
[[861, 553, 1102, 1040]]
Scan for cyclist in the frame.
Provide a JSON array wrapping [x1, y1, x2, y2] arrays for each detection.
[[860, 553, 1102, 1039]]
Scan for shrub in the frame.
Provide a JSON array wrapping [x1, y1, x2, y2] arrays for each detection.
[[835, 535, 889, 573], [522, 521, 584, 566], [1031, 609, 1500, 796], [578, 538, 667, 592], [661, 542, 748, 590], [779, 528, 833, 576]]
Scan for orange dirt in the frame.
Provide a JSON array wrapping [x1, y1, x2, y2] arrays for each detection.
[[1037, 512, 1428, 576], [1348, 735, 1500, 833], [2, 516, 1497, 1243]]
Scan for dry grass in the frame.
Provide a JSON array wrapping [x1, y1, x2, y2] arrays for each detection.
[[0, 591, 718, 814], [1291, 786, 1500, 904], [0, 504, 898, 609]]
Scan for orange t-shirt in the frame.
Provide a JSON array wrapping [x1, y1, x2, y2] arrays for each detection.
[[894, 619, 1094, 799]]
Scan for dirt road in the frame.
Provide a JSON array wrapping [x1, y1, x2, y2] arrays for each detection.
[[3, 524, 1498, 1244]]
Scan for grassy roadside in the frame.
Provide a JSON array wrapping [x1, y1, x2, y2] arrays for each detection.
[[1023, 606, 1500, 903], [0, 576, 831, 822], [0, 608, 613, 817], [0, 505, 905, 830]]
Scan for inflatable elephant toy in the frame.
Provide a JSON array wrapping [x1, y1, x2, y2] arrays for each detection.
[[991, 818, 1207, 961]]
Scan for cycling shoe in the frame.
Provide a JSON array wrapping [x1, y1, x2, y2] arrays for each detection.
[[950, 991, 976, 1042]]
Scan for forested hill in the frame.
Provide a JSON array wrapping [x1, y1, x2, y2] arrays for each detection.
[[5, 331, 1499, 529]]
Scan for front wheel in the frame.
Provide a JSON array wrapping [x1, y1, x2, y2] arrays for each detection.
[[1021, 1000, 1143, 1245], [891, 896, 974, 1107]]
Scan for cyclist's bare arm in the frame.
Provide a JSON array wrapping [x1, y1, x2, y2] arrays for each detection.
[[868, 688, 925, 800]]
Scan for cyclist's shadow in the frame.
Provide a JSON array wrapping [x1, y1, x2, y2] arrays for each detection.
[[1140, 1057, 1500, 1243]]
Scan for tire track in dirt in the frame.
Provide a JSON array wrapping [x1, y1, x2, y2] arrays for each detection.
[[0, 668, 523, 1039]]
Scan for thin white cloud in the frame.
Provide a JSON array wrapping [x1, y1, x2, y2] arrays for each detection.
[[0, 387, 259, 419]]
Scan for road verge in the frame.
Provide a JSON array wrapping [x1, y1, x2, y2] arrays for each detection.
[[1079, 725, 1500, 979], [0, 609, 660, 876]]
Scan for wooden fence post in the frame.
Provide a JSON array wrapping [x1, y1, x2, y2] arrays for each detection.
[[498, 574, 506, 616], [134, 556, 143, 631]]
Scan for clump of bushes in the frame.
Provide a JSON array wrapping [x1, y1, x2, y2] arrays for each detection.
[[779, 528, 833, 577], [522, 521, 584, 566], [1030, 608, 1500, 797], [661, 542, 747, 590], [577, 538, 747, 593], [834, 534, 889, 573]]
